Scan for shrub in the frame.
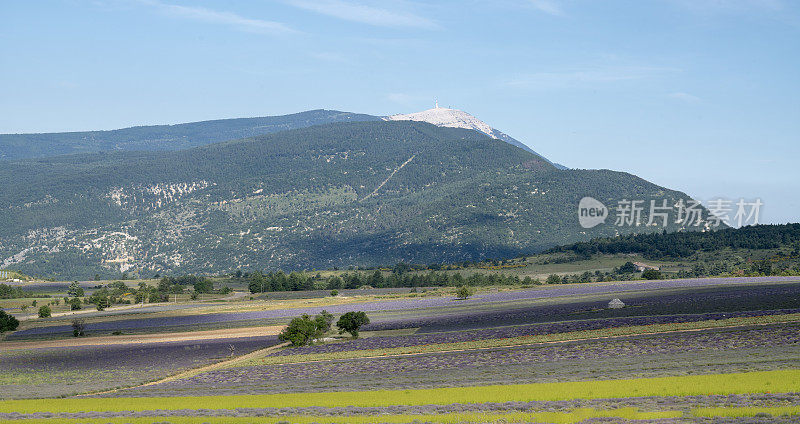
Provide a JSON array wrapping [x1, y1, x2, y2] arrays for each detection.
[[0, 310, 19, 333], [149, 292, 168, 303], [642, 269, 664, 280], [337, 311, 370, 339], [546, 274, 562, 284], [69, 297, 82, 310], [38, 305, 51, 318], [72, 319, 86, 337], [330, 289, 339, 297], [455, 285, 474, 300], [618, 261, 638, 273], [193, 278, 214, 294], [315, 310, 334, 334]]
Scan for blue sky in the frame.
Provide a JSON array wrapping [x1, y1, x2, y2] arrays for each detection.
[[1, 0, 798, 223]]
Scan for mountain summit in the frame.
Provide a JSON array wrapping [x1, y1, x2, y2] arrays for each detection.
[[384, 105, 562, 167]]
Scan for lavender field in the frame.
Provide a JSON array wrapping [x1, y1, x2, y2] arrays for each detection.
[[0, 335, 280, 398], [4, 277, 800, 423], [9, 277, 800, 339], [115, 323, 800, 397]]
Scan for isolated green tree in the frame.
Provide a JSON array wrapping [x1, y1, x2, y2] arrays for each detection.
[[0, 310, 19, 333], [38, 305, 51, 318], [337, 311, 370, 339], [71, 319, 86, 337], [455, 285, 474, 300], [69, 297, 82, 310], [279, 314, 322, 346]]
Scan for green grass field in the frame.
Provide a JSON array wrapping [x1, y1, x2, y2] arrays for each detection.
[[2, 369, 799, 414], [0, 409, 683, 424], [694, 406, 800, 418]]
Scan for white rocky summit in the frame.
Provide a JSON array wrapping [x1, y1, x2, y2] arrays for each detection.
[[385, 103, 499, 139], [384, 104, 559, 167]]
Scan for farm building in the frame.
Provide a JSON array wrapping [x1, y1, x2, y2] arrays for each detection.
[[608, 298, 625, 309], [632, 262, 659, 272]]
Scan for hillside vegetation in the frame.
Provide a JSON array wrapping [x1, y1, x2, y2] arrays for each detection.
[[0, 121, 709, 279], [551, 224, 800, 259]]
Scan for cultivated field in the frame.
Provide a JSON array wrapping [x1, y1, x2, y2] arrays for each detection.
[[2, 276, 800, 423]]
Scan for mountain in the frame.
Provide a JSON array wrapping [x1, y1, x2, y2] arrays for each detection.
[[385, 106, 563, 167], [1, 106, 568, 168], [0, 110, 381, 161], [0, 120, 712, 279]]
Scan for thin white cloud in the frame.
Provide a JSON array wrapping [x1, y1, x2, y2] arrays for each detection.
[[287, 0, 439, 29], [136, 0, 297, 35], [528, 0, 563, 16], [668, 92, 701, 102], [505, 66, 680, 90], [310, 52, 348, 63], [386, 92, 417, 104], [670, 0, 783, 13]]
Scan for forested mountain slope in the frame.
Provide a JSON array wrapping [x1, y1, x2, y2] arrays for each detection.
[[0, 121, 709, 279]]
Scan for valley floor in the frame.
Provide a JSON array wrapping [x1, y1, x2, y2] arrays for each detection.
[[2, 276, 800, 423]]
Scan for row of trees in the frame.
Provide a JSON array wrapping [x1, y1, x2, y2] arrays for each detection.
[[248, 270, 540, 293], [61, 276, 229, 312], [247, 263, 717, 294], [0, 283, 51, 300]]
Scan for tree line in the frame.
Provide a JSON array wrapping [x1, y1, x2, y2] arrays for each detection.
[[247, 269, 541, 293], [548, 224, 800, 259]]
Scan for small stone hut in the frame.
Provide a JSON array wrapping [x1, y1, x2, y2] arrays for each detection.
[[608, 298, 625, 309]]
